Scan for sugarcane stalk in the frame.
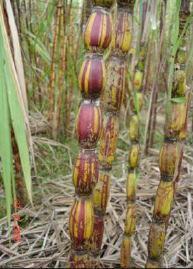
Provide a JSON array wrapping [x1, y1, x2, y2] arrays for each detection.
[[48, 0, 61, 123], [120, 44, 146, 268], [48, 0, 68, 140], [146, 1, 192, 267], [54, 1, 66, 139], [119, 8, 149, 266], [65, 6, 74, 136], [69, 1, 114, 267], [90, 0, 134, 260]]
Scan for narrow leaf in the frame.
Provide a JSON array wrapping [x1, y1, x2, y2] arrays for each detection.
[[0, 42, 13, 225]]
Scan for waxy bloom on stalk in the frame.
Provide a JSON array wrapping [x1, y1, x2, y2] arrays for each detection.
[[76, 100, 102, 149]]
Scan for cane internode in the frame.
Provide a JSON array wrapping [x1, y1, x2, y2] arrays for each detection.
[[78, 53, 105, 99], [76, 100, 102, 149], [99, 112, 119, 169], [111, 8, 132, 54], [84, 7, 113, 51], [93, 170, 111, 215], [102, 56, 126, 112], [69, 197, 94, 251], [128, 143, 140, 169], [148, 222, 166, 260], [159, 142, 179, 178], [73, 149, 99, 195]]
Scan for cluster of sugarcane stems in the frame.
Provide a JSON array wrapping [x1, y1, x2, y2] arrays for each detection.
[[146, 3, 191, 268], [91, 0, 135, 259], [68, 0, 114, 267], [68, 0, 191, 268]]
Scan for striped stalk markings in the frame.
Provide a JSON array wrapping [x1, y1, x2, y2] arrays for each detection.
[[73, 149, 99, 196], [99, 112, 119, 169], [69, 197, 94, 251], [69, 0, 114, 267], [78, 53, 105, 99], [146, 1, 192, 267], [76, 100, 102, 149], [84, 7, 113, 51]]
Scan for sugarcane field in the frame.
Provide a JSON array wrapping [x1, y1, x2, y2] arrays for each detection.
[[0, 0, 193, 268]]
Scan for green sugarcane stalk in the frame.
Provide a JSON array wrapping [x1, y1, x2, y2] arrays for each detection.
[[120, 0, 150, 266], [120, 44, 146, 268], [146, 1, 192, 267]]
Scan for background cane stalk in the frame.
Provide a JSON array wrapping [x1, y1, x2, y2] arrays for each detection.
[[120, 0, 151, 266], [146, 1, 193, 267], [91, 0, 134, 261]]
